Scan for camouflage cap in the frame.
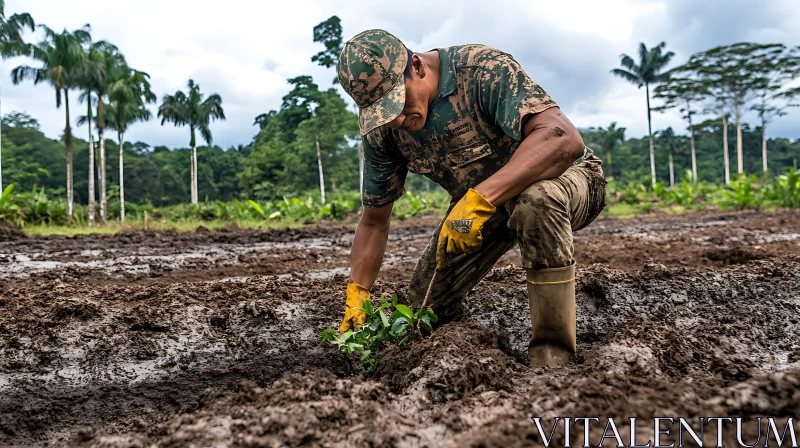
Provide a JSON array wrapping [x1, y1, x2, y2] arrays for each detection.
[[338, 29, 408, 136]]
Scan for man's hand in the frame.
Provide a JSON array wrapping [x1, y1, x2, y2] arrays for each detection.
[[436, 188, 496, 270], [339, 283, 371, 333]]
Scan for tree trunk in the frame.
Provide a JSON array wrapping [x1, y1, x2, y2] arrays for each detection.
[[736, 113, 744, 175], [87, 92, 95, 227], [190, 126, 197, 204], [762, 119, 768, 174], [722, 116, 730, 186], [98, 101, 107, 223], [119, 131, 125, 223], [689, 125, 697, 184], [190, 145, 197, 204], [645, 83, 656, 187], [668, 152, 675, 187], [607, 151, 613, 178], [316, 134, 326, 205], [64, 89, 74, 219]]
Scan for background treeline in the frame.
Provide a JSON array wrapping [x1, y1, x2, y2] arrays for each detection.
[[3, 109, 798, 207]]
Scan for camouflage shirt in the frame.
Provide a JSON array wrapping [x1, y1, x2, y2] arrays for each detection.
[[361, 44, 558, 208]]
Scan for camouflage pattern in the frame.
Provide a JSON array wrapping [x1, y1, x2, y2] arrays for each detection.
[[337, 29, 409, 136], [407, 153, 607, 324], [361, 44, 558, 208]]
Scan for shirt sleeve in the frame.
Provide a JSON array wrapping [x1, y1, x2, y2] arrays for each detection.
[[476, 53, 558, 141], [361, 134, 408, 208]]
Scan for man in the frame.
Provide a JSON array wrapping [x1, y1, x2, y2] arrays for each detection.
[[336, 29, 606, 367]]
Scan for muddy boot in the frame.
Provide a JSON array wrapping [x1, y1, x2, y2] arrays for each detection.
[[527, 262, 576, 368]]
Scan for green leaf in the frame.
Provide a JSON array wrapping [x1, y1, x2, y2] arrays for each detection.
[[395, 304, 414, 320], [347, 342, 364, 351], [391, 294, 398, 307], [391, 317, 409, 335], [380, 310, 390, 328], [376, 299, 391, 312], [360, 350, 372, 361], [248, 200, 265, 217], [369, 319, 380, 332], [426, 310, 439, 323], [339, 330, 354, 343], [319, 328, 338, 343], [361, 299, 374, 315], [268, 211, 281, 219], [421, 314, 434, 331]]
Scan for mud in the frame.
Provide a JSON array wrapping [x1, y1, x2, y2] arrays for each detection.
[[2, 210, 800, 447]]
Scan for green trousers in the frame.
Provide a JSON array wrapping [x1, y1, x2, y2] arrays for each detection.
[[408, 152, 607, 323]]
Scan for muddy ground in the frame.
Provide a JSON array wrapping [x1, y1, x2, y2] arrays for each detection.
[[1, 209, 800, 447]]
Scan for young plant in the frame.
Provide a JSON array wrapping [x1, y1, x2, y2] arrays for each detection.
[[0, 184, 22, 225], [716, 175, 759, 210], [320, 294, 438, 375]]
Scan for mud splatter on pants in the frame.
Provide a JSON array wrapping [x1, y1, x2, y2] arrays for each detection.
[[408, 152, 607, 323]]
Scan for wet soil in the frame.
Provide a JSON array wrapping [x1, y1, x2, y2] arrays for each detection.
[[2, 210, 800, 446], [3, 210, 799, 287]]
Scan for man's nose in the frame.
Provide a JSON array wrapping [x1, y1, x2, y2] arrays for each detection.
[[386, 114, 406, 129]]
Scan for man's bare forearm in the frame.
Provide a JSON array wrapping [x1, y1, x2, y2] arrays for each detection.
[[475, 110, 585, 206], [349, 205, 393, 289]]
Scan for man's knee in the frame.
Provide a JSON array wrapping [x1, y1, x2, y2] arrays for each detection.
[[508, 180, 569, 231]]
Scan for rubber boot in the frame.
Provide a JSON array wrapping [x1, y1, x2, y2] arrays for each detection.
[[527, 261, 576, 368]]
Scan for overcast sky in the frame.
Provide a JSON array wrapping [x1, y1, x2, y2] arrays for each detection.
[[2, 0, 799, 150]]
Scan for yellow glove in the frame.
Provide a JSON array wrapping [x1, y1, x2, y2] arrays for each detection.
[[436, 188, 496, 271], [339, 283, 371, 333]]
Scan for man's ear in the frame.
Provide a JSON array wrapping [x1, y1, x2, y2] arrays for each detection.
[[412, 54, 426, 79]]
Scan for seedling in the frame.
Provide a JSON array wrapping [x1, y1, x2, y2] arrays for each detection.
[[488, 301, 498, 310], [320, 294, 438, 375]]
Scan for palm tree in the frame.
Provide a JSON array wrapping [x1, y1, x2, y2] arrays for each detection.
[[90, 44, 126, 223], [611, 42, 675, 187], [158, 79, 225, 204], [75, 40, 118, 226], [11, 24, 91, 218], [105, 67, 155, 222], [0, 0, 35, 191], [594, 122, 626, 179], [655, 127, 685, 187]]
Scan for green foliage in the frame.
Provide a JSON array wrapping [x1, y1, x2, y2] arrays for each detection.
[[0, 3, 35, 59], [242, 75, 360, 199], [602, 167, 800, 213], [653, 171, 719, 207], [607, 181, 651, 205], [0, 184, 22, 223], [763, 168, 800, 208], [158, 79, 225, 148], [715, 175, 760, 210], [393, 191, 433, 220], [0, 183, 70, 225], [311, 16, 343, 71], [320, 294, 438, 375]]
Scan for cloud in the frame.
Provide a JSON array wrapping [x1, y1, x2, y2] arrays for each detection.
[[1, 0, 798, 150]]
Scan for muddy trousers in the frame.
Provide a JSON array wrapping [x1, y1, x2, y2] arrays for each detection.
[[408, 153, 606, 324]]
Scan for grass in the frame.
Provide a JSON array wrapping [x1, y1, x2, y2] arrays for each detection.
[[601, 203, 651, 219], [21, 217, 311, 236]]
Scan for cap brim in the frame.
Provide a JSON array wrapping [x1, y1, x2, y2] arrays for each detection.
[[358, 77, 406, 136]]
